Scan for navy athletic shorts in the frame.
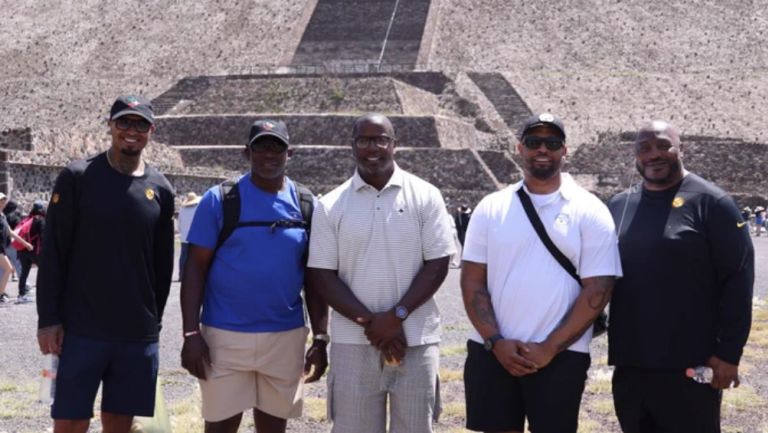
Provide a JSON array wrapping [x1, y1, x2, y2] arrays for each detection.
[[52, 333, 159, 419], [464, 340, 590, 433]]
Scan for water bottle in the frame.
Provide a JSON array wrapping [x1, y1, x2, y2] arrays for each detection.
[[39, 354, 58, 404], [686, 366, 713, 383]]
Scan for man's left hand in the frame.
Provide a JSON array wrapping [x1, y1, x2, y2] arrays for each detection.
[[523, 341, 558, 370], [304, 341, 328, 383], [707, 355, 740, 390], [363, 312, 403, 348]]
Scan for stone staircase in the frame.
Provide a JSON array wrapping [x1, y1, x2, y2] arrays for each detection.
[[569, 131, 768, 205], [291, 0, 432, 67], [467, 72, 532, 131]]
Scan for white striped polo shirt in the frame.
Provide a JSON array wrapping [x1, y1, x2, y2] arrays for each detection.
[[308, 164, 456, 346]]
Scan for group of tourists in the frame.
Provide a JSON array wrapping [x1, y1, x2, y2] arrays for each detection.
[[34, 96, 753, 433]]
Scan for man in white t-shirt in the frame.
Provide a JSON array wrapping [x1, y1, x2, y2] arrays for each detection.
[[461, 113, 622, 433]]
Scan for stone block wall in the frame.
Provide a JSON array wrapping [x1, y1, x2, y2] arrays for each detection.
[[169, 76, 406, 115], [569, 133, 768, 205], [154, 114, 452, 148], [0, 128, 33, 151]]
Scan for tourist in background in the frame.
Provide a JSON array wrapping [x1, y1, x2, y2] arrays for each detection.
[[177, 192, 200, 281]]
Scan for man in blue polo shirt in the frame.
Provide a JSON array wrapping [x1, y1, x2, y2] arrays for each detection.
[[180, 120, 329, 433]]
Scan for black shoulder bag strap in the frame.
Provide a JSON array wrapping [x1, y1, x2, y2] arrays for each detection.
[[516, 187, 608, 337], [517, 188, 581, 284]]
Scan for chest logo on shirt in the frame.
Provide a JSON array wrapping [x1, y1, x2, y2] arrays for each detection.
[[554, 213, 570, 227], [671, 197, 685, 208], [51, 193, 60, 204], [145, 188, 155, 201]]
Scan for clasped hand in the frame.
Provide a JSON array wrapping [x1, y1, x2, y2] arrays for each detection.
[[357, 312, 407, 364]]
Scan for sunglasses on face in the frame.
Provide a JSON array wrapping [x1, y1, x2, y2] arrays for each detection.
[[354, 135, 394, 149], [249, 141, 287, 154], [114, 117, 152, 133], [635, 141, 674, 155], [522, 136, 565, 151]]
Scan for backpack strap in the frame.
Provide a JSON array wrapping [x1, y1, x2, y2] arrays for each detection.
[[215, 176, 241, 250], [293, 181, 315, 235], [215, 178, 315, 251]]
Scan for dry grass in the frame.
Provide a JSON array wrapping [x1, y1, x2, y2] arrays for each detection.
[[440, 345, 467, 357], [589, 398, 615, 417], [303, 397, 327, 422], [439, 368, 463, 383], [0, 379, 40, 420]]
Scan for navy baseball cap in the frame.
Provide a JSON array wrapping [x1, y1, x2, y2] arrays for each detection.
[[518, 113, 566, 139], [248, 120, 290, 147], [109, 95, 155, 124]]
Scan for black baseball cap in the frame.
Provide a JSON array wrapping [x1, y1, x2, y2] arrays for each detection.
[[518, 113, 566, 139], [109, 95, 155, 124], [248, 120, 290, 147]]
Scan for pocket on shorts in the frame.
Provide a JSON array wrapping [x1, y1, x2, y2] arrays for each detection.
[[433, 373, 442, 423], [326, 370, 335, 422]]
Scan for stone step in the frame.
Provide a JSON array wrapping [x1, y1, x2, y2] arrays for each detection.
[[154, 114, 475, 148], [467, 72, 532, 130], [292, 0, 431, 66], [174, 146, 497, 207]]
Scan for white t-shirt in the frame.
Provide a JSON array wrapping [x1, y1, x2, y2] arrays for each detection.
[[308, 165, 456, 346], [462, 174, 622, 353]]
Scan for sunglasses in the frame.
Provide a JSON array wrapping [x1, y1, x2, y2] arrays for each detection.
[[114, 117, 152, 133], [522, 136, 565, 151], [249, 141, 287, 154], [354, 135, 394, 149]]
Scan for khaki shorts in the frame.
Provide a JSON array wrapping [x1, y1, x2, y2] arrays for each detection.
[[200, 325, 309, 422]]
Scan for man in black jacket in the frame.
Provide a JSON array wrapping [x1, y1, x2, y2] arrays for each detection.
[[608, 120, 754, 433], [36, 95, 175, 433]]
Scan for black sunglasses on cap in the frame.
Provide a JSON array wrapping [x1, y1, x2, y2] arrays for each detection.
[[522, 136, 565, 151], [114, 117, 152, 133]]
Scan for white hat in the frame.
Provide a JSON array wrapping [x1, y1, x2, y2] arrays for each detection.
[[182, 192, 201, 207]]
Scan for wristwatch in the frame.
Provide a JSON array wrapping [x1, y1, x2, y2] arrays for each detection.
[[394, 305, 409, 320], [484, 334, 503, 351]]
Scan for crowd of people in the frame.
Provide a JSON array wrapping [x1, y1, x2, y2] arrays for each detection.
[[24, 95, 755, 433], [742, 206, 767, 237], [0, 194, 46, 305]]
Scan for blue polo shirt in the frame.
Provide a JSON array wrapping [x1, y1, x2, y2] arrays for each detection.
[[187, 175, 307, 332]]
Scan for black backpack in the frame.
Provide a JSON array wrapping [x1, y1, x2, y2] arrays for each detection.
[[215, 177, 315, 251]]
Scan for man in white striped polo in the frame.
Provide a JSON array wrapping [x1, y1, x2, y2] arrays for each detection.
[[307, 113, 456, 433]]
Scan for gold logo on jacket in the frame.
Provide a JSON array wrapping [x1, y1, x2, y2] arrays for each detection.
[[51, 193, 60, 204], [145, 188, 155, 200], [672, 197, 685, 208]]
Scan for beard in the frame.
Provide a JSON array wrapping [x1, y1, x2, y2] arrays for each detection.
[[636, 159, 681, 186], [120, 148, 142, 157], [526, 157, 561, 180]]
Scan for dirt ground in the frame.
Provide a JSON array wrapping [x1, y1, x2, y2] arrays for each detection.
[[1, 237, 766, 433]]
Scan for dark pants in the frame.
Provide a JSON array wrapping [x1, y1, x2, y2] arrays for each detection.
[[613, 366, 721, 433], [18, 250, 37, 297]]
